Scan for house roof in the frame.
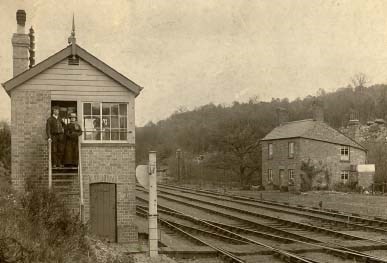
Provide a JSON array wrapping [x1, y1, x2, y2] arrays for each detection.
[[2, 44, 143, 97], [261, 119, 366, 151]]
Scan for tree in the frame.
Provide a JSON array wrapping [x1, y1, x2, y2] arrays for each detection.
[[351, 73, 369, 88], [208, 120, 261, 187]]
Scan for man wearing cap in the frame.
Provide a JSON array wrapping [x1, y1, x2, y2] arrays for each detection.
[[64, 113, 82, 167], [46, 106, 65, 167]]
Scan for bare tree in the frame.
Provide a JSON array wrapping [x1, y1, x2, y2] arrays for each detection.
[[351, 73, 369, 88], [208, 121, 261, 187]]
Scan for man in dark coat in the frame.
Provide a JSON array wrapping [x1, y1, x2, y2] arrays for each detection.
[[64, 113, 82, 167], [46, 106, 65, 167]]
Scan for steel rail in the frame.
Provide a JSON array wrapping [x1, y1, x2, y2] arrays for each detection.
[[156, 186, 387, 234], [137, 198, 387, 263], [136, 206, 320, 263], [136, 206, 246, 263], [136, 194, 320, 243], [160, 183, 387, 227], [137, 203, 298, 244], [137, 187, 363, 241]]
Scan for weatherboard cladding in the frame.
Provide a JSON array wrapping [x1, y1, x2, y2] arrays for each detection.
[[261, 119, 365, 151], [2, 44, 143, 96]]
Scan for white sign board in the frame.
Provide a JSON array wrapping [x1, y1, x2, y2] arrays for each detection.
[[357, 164, 375, 173], [136, 165, 149, 189]]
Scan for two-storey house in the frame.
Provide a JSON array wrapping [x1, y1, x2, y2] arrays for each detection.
[[261, 105, 367, 191]]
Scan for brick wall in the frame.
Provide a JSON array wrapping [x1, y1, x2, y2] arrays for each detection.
[[262, 138, 366, 190], [261, 138, 302, 189], [299, 139, 366, 187], [81, 144, 137, 243], [11, 89, 51, 191]]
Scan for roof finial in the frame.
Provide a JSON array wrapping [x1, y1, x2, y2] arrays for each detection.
[[71, 13, 75, 37], [68, 13, 77, 58]]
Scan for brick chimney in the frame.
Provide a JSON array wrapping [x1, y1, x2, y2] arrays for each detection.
[[276, 107, 289, 126], [12, 10, 30, 76], [312, 100, 324, 122]]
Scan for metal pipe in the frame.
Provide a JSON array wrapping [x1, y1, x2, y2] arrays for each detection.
[[148, 151, 158, 257], [48, 139, 52, 190]]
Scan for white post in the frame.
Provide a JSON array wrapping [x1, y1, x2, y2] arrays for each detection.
[[48, 139, 52, 190], [148, 151, 158, 257], [78, 139, 84, 223]]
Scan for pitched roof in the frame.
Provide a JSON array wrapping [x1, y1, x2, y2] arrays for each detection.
[[261, 119, 366, 151], [2, 44, 143, 96]]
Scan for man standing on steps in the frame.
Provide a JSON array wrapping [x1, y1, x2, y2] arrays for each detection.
[[46, 106, 65, 168]]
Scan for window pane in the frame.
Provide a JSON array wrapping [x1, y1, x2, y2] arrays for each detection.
[[84, 116, 93, 131], [92, 116, 101, 130], [120, 117, 127, 128], [102, 103, 110, 115], [111, 129, 119, 140], [120, 129, 127, 140], [92, 131, 101, 140], [111, 104, 119, 115], [111, 116, 119, 128], [119, 104, 127, 115], [83, 103, 91, 115], [92, 103, 100, 115], [84, 131, 93, 140], [102, 116, 110, 128], [102, 129, 110, 140]]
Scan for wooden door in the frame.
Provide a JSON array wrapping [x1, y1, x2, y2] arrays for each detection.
[[279, 169, 285, 187], [90, 183, 116, 242]]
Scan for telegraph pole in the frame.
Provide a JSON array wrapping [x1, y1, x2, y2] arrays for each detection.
[[176, 149, 181, 181]]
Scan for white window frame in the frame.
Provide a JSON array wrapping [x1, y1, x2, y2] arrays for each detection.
[[268, 143, 273, 159], [288, 142, 295, 158], [268, 169, 273, 182], [288, 169, 294, 180], [340, 145, 350, 161], [341, 170, 349, 184], [82, 102, 129, 143]]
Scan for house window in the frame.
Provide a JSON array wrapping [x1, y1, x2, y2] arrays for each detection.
[[288, 169, 294, 180], [288, 142, 295, 158], [340, 145, 350, 161], [341, 170, 349, 184], [268, 143, 273, 159], [83, 102, 128, 141], [268, 169, 273, 182]]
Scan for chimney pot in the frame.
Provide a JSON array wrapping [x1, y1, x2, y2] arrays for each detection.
[[312, 100, 324, 122], [12, 10, 30, 76], [16, 10, 26, 26], [276, 107, 289, 126]]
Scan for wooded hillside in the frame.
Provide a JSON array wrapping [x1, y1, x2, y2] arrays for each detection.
[[136, 83, 387, 186]]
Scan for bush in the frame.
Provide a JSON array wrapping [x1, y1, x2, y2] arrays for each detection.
[[0, 186, 91, 263], [333, 182, 358, 193]]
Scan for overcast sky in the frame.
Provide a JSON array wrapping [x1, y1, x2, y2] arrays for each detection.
[[1, 0, 387, 126]]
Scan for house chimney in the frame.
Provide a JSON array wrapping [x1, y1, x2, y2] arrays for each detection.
[[347, 110, 360, 141], [12, 10, 30, 76], [276, 107, 289, 126], [312, 100, 324, 122]]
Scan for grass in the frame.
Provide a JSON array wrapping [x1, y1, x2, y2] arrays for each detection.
[[228, 190, 387, 218]]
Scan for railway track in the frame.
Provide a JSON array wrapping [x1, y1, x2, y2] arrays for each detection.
[[137, 205, 323, 262], [156, 185, 387, 237], [136, 192, 387, 262], [137, 186, 387, 244], [160, 183, 387, 228]]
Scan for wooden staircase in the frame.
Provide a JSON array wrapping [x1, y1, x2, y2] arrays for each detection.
[[52, 167, 79, 195]]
